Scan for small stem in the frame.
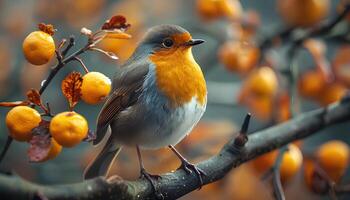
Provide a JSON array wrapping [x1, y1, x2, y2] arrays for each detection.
[[0, 136, 13, 164], [39, 41, 91, 95], [271, 146, 288, 200], [57, 39, 67, 50], [73, 57, 89, 73], [62, 35, 75, 57], [234, 113, 251, 147]]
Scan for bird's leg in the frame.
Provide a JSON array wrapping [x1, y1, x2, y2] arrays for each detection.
[[168, 145, 206, 188], [136, 145, 161, 180], [136, 146, 163, 199]]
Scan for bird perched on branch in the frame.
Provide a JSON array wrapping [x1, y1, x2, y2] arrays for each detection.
[[84, 24, 207, 191]]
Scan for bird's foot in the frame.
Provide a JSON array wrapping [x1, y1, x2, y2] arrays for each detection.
[[179, 159, 207, 189], [140, 168, 164, 199]]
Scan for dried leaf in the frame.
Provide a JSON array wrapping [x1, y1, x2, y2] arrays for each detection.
[[101, 15, 130, 31], [32, 120, 50, 136], [61, 72, 82, 110], [90, 47, 118, 60], [28, 134, 51, 162], [28, 121, 51, 162], [38, 23, 55, 36], [27, 89, 42, 106], [83, 129, 96, 142], [0, 101, 29, 107]]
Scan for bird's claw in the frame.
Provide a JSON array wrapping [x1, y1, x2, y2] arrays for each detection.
[[139, 169, 164, 199], [180, 160, 207, 189]]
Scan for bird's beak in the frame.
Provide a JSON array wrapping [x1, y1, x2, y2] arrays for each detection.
[[184, 39, 205, 46]]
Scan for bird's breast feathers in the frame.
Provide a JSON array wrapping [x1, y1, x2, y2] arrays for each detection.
[[149, 47, 207, 108]]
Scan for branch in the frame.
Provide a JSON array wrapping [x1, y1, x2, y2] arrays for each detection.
[[1, 99, 350, 200], [258, 4, 350, 59]]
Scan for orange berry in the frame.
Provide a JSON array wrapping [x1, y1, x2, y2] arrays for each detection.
[[50, 112, 88, 147], [6, 106, 41, 141], [246, 95, 272, 121], [218, 41, 260, 74], [217, 0, 242, 20], [298, 70, 326, 99], [316, 140, 349, 182], [277, 0, 330, 27], [252, 144, 303, 182], [81, 72, 112, 104], [279, 144, 303, 182], [251, 150, 278, 173], [303, 159, 317, 191], [22, 31, 55, 65], [317, 83, 347, 106], [245, 67, 278, 97], [196, 0, 242, 21], [41, 138, 62, 162]]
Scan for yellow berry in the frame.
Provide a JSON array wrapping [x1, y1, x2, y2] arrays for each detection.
[[218, 41, 260, 74], [50, 112, 88, 147], [280, 144, 303, 182], [298, 70, 326, 99], [6, 106, 41, 141], [252, 144, 303, 182], [277, 0, 330, 27], [196, 0, 242, 21], [22, 31, 55, 65], [316, 140, 349, 182], [41, 138, 62, 162], [81, 72, 112, 104], [246, 67, 278, 97]]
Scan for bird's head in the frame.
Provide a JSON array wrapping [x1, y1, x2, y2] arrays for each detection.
[[134, 25, 204, 57]]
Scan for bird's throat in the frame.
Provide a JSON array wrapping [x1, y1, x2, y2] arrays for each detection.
[[149, 48, 207, 107]]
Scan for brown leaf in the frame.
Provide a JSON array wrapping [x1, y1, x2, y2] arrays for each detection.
[[28, 134, 51, 162], [0, 101, 29, 107], [61, 72, 82, 110], [38, 23, 55, 36], [26, 89, 42, 106], [101, 15, 130, 31], [32, 120, 50, 136], [28, 121, 51, 162]]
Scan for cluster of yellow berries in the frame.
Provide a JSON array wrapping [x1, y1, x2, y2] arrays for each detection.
[[251, 140, 350, 192], [6, 106, 88, 161], [4, 24, 113, 162]]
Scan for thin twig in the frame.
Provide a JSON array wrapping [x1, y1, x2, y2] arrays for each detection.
[[62, 35, 75, 57], [0, 136, 12, 164], [271, 146, 288, 200], [73, 57, 89, 73], [233, 113, 251, 148]]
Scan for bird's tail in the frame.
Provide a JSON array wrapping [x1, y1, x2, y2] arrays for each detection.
[[83, 134, 122, 180]]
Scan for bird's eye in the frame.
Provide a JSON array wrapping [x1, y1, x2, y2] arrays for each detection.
[[162, 38, 174, 48]]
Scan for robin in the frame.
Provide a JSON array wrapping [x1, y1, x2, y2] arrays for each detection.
[[84, 24, 207, 190]]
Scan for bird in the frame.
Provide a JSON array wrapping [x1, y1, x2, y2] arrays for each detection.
[[84, 24, 207, 191]]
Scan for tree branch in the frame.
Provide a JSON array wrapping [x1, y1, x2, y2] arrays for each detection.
[[1, 98, 350, 200]]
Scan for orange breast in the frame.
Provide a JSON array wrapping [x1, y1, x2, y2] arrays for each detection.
[[149, 47, 207, 107]]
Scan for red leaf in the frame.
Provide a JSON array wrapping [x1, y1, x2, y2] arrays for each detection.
[[101, 15, 130, 31], [26, 89, 42, 106], [61, 72, 82, 110]]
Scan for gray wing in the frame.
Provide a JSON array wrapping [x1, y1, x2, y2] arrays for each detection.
[[93, 61, 149, 145]]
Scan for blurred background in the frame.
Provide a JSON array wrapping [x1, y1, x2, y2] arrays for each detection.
[[0, 0, 350, 199]]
